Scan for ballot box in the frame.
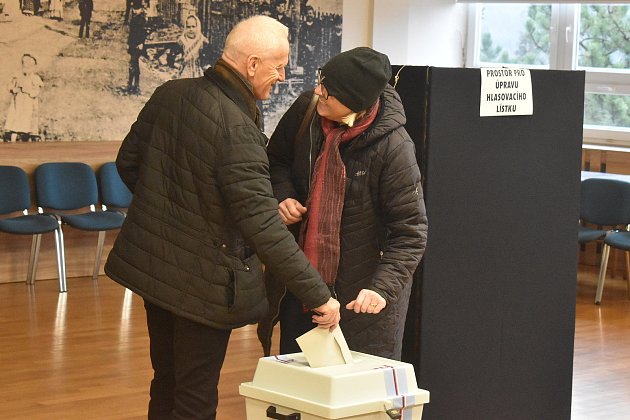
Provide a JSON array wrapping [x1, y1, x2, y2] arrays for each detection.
[[239, 351, 430, 419]]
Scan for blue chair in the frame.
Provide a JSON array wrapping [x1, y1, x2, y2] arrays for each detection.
[[0, 166, 67, 292], [596, 231, 630, 304], [98, 162, 132, 213], [578, 178, 630, 245], [34, 162, 126, 282], [578, 178, 630, 304]]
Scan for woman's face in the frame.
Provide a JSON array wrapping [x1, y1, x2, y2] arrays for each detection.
[[314, 83, 353, 123], [185, 17, 197, 39]]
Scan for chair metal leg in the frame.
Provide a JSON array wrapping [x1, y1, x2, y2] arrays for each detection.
[[27, 234, 42, 285], [92, 231, 106, 281], [626, 251, 630, 299], [595, 243, 611, 305], [54, 226, 67, 293]]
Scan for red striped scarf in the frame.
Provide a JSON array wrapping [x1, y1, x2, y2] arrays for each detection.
[[300, 99, 380, 286]]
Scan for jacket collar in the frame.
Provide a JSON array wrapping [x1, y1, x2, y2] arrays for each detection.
[[205, 59, 262, 128]]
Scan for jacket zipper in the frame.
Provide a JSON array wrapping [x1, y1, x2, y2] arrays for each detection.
[[307, 115, 314, 189]]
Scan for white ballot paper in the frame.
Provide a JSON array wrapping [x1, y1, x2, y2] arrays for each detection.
[[295, 326, 354, 368]]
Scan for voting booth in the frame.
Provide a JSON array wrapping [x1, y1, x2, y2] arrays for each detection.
[[239, 351, 430, 419], [395, 67, 585, 419]]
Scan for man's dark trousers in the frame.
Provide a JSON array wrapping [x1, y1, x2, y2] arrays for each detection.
[[144, 300, 232, 420]]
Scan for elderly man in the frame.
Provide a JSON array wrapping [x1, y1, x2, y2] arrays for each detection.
[[105, 15, 340, 420]]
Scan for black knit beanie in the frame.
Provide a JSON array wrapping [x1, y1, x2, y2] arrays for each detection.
[[320, 47, 392, 112]]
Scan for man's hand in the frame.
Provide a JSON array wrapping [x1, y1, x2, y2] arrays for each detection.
[[345, 289, 386, 314], [278, 198, 307, 225], [312, 297, 341, 330]]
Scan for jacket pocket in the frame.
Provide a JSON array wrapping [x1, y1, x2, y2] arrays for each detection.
[[227, 253, 265, 313]]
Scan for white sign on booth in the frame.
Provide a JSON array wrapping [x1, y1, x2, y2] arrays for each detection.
[[480, 68, 533, 117]]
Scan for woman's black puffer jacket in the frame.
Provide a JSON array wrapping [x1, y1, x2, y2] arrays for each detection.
[[259, 85, 428, 359]]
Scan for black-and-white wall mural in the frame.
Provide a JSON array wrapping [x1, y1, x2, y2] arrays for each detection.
[[0, 0, 342, 142]]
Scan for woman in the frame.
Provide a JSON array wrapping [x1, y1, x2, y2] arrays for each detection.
[[177, 15, 209, 78], [258, 47, 428, 360]]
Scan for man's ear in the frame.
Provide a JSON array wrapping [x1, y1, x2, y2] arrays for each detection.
[[246, 55, 260, 78]]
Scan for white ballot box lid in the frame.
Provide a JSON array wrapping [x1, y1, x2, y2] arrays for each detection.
[[239, 351, 430, 419]]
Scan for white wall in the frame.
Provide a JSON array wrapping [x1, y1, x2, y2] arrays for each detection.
[[371, 0, 411, 64], [342, 0, 468, 67], [341, 0, 373, 50]]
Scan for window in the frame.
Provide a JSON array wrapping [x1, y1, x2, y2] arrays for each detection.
[[467, 3, 630, 146], [474, 4, 552, 67]]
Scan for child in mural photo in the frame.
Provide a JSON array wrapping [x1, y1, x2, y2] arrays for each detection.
[[127, 1, 147, 95], [177, 14, 209, 78], [48, 0, 63, 20], [4, 53, 44, 142]]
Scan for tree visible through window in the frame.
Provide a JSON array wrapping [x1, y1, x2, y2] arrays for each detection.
[[579, 5, 630, 128], [478, 5, 550, 66], [579, 5, 630, 70]]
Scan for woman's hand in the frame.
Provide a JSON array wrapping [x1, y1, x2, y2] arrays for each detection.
[[345, 289, 386, 314]]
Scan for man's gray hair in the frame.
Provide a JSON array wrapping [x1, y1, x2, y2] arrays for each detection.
[[223, 15, 289, 61]]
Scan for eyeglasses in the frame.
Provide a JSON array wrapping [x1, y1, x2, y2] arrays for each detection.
[[316, 68, 329, 100]]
